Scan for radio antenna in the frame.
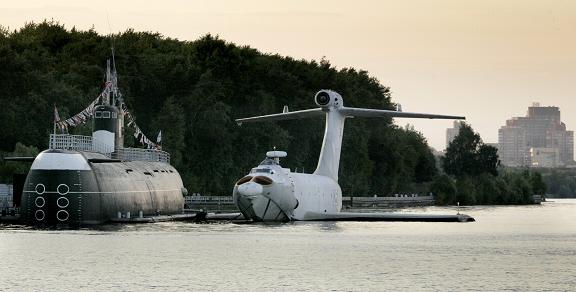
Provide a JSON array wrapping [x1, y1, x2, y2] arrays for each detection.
[[106, 11, 121, 104], [106, 11, 116, 70]]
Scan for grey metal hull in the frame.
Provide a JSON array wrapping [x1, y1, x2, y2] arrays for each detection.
[[21, 150, 185, 227]]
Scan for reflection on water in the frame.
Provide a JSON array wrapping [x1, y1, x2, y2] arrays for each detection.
[[1, 200, 576, 291]]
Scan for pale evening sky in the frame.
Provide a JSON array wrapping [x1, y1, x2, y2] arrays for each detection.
[[1, 0, 575, 151]]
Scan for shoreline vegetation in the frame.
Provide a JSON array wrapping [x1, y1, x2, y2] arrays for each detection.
[[432, 123, 547, 205], [0, 21, 571, 204]]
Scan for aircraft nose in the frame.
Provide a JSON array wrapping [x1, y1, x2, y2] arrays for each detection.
[[237, 182, 264, 199]]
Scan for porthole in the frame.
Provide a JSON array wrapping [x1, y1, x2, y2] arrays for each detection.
[[57, 197, 70, 208], [57, 184, 70, 195], [35, 210, 45, 221], [56, 210, 69, 222], [35, 183, 45, 195], [35, 196, 45, 208]]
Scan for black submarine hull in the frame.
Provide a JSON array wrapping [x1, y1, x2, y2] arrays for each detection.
[[21, 149, 185, 227]]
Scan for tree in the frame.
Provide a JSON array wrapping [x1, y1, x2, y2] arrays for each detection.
[[455, 176, 476, 205], [442, 123, 500, 177], [430, 174, 456, 205], [530, 172, 547, 196], [152, 96, 186, 169], [0, 143, 39, 182], [475, 173, 498, 203], [507, 172, 533, 204], [477, 144, 500, 176]]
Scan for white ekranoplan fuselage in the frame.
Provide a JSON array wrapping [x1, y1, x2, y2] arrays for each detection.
[[233, 90, 474, 222], [234, 154, 341, 221]]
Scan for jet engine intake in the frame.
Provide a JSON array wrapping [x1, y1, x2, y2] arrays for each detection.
[[314, 90, 343, 109]]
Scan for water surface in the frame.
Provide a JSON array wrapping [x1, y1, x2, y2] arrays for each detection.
[[1, 200, 575, 291]]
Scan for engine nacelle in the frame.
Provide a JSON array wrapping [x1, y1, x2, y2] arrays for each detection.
[[314, 90, 343, 109]]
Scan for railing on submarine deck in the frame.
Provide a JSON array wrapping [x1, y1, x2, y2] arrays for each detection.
[[49, 134, 94, 152], [111, 148, 170, 164], [49, 134, 170, 163]]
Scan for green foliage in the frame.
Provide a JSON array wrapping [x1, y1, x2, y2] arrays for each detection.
[[455, 177, 477, 205], [430, 175, 456, 205], [502, 172, 526, 203], [152, 96, 185, 169], [0, 143, 39, 182], [477, 144, 500, 176], [530, 172, 547, 196], [431, 170, 543, 205], [474, 173, 498, 203], [435, 123, 543, 205], [526, 168, 575, 198], [0, 21, 439, 195], [442, 123, 500, 177], [366, 125, 437, 195]]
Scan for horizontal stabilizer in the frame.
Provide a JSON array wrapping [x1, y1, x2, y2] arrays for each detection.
[[236, 108, 324, 124], [2, 156, 36, 162], [340, 107, 465, 120]]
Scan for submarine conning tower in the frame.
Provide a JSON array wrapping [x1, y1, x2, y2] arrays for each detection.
[[92, 58, 124, 153], [92, 104, 122, 153]]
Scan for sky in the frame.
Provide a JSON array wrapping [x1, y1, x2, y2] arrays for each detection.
[[1, 0, 575, 151]]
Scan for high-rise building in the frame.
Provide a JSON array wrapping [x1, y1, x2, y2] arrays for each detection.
[[446, 121, 464, 149], [498, 126, 528, 166], [530, 147, 560, 168], [498, 103, 574, 167]]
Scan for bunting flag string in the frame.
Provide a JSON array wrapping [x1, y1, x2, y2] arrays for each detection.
[[54, 87, 104, 131], [53, 77, 160, 149], [121, 103, 160, 149]]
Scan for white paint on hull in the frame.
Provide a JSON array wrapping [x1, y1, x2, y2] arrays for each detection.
[[31, 152, 92, 171]]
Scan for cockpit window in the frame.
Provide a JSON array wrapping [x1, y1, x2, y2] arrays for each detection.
[[250, 168, 271, 174], [259, 158, 279, 166]]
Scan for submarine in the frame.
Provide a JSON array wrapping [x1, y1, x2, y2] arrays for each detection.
[[15, 61, 186, 227]]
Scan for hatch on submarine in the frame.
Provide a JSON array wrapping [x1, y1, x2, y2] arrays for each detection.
[[17, 60, 186, 227]]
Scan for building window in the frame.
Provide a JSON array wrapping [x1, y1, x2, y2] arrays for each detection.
[[95, 111, 102, 118], [102, 111, 111, 118], [112, 112, 117, 118]]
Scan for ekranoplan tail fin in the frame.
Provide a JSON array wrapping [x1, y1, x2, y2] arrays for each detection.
[[236, 90, 465, 181]]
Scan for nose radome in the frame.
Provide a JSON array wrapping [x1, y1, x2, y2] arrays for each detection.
[[237, 182, 264, 198]]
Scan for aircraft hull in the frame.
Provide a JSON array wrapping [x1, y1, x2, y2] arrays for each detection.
[[20, 150, 185, 227], [233, 172, 342, 222], [291, 173, 342, 220]]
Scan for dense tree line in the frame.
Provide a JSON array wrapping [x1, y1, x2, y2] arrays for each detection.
[[432, 123, 546, 205], [0, 21, 439, 196], [529, 168, 576, 198]]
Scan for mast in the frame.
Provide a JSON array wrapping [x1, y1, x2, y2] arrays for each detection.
[[109, 50, 124, 150]]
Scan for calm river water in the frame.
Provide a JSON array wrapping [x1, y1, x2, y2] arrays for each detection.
[[1, 200, 575, 291]]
